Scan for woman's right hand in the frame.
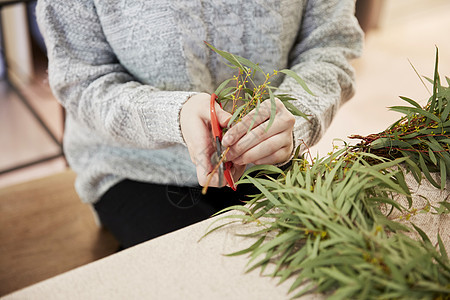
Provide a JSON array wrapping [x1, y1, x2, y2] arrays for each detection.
[[180, 93, 246, 188]]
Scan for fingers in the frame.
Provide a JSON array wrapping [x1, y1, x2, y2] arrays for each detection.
[[224, 116, 290, 161], [222, 98, 295, 165], [198, 166, 225, 188], [180, 93, 234, 188], [215, 105, 232, 129], [180, 93, 220, 187], [185, 120, 222, 187], [231, 132, 293, 165], [180, 92, 290, 188], [222, 101, 272, 148]]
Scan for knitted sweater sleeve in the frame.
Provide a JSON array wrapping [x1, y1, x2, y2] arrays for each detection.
[[278, 0, 364, 150], [36, 0, 190, 149]]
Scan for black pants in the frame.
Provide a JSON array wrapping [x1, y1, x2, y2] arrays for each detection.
[[94, 180, 258, 249]]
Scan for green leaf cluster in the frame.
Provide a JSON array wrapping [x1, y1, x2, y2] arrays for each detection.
[[205, 42, 312, 130], [202, 47, 450, 299], [207, 150, 449, 299], [351, 48, 450, 190]]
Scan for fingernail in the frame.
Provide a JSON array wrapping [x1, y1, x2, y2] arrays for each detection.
[[222, 136, 230, 147]]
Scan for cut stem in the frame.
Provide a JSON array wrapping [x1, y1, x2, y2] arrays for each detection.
[[202, 147, 231, 195]]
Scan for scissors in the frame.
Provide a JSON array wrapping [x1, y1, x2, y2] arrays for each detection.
[[210, 93, 236, 191]]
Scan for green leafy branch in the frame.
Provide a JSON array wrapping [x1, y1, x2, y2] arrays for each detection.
[[206, 148, 449, 299], [202, 42, 313, 192], [201, 47, 450, 299], [350, 48, 450, 190], [205, 42, 312, 130]]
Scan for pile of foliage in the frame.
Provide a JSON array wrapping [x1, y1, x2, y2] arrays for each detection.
[[203, 45, 450, 299]]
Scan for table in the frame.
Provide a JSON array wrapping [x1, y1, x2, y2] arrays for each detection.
[[2, 174, 448, 299], [1, 211, 323, 300]]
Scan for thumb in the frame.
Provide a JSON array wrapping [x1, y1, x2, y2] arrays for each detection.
[[214, 103, 232, 129]]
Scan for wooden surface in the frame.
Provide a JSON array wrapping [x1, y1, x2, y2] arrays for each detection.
[[0, 169, 118, 296]]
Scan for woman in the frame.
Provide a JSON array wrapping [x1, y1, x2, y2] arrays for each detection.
[[36, 0, 363, 248]]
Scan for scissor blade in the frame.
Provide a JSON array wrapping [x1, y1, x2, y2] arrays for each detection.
[[215, 138, 224, 186]]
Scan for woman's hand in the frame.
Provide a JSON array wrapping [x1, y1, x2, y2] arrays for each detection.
[[222, 98, 295, 166], [180, 93, 246, 187]]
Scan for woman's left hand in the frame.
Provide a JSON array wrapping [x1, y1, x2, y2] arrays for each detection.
[[221, 98, 295, 166]]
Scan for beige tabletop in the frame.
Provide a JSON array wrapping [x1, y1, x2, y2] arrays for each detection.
[[1, 211, 323, 300], [2, 174, 448, 300]]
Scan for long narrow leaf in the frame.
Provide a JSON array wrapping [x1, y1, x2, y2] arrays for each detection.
[[266, 88, 277, 131], [281, 99, 309, 119], [225, 236, 266, 256], [389, 106, 441, 123], [399, 96, 423, 108], [214, 78, 233, 96], [279, 69, 315, 96]]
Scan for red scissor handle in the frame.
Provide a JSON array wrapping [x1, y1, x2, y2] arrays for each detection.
[[223, 161, 235, 191], [210, 94, 223, 140], [210, 93, 236, 191]]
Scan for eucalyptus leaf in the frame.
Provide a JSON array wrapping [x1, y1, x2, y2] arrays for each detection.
[[266, 88, 277, 131], [399, 96, 422, 108], [281, 100, 309, 119], [214, 78, 233, 96], [279, 69, 315, 96], [389, 106, 441, 123], [227, 104, 245, 127], [201, 45, 450, 299]]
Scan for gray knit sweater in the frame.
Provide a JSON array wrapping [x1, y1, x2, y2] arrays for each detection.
[[36, 0, 363, 204]]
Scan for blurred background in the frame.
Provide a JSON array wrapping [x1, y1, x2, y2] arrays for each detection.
[[312, 0, 450, 156], [0, 0, 449, 296], [1, 0, 450, 188], [0, 0, 64, 188], [0, 0, 450, 187]]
